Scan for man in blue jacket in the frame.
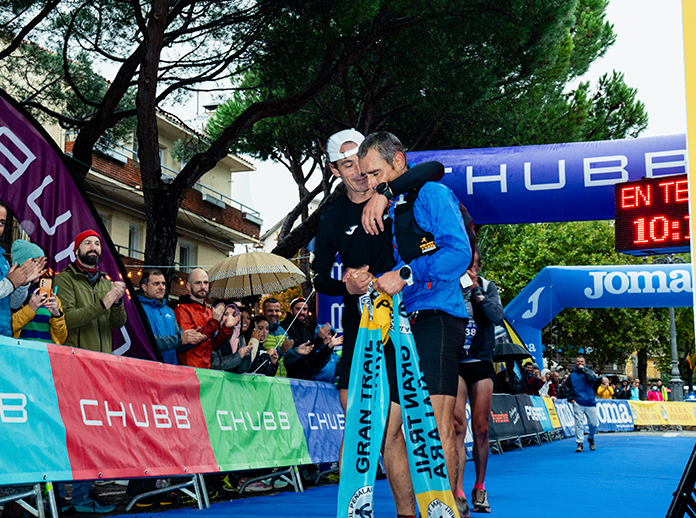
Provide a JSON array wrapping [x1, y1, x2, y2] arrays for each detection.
[[360, 132, 471, 508], [139, 269, 204, 365], [562, 356, 599, 452]]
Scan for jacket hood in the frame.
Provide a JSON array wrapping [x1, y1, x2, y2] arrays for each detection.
[[138, 293, 167, 308]]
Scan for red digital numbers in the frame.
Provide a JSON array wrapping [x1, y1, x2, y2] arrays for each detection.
[[615, 174, 690, 255]]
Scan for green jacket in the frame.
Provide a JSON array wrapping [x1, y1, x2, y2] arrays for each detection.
[[55, 263, 127, 353]]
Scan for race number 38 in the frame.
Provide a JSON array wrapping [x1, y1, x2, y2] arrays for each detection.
[[0, 393, 28, 423]]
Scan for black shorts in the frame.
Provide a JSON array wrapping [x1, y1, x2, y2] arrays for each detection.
[[458, 360, 496, 387], [411, 310, 468, 397], [336, 322, 400, 404]]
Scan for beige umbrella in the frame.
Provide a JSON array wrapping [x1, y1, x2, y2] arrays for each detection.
[[208, 252, 306, 298]]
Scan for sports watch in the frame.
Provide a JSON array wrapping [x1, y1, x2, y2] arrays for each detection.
[[399, 265, 414, 286], [376, 182, 394, 200]]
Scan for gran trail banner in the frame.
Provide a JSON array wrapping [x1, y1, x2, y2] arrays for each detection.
[[0, 336, 343, 486], [0, 89, 156, 360]]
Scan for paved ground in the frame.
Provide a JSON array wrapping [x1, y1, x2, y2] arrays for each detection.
[[4, 430, 694, 517]]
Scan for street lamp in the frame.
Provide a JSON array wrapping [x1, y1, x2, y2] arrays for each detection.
[[652, 254, 685, 401]]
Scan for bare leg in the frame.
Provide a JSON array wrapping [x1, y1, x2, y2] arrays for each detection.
[[430, 394, 458, 493], [338, 388, 348, 468], [453, 376, 469, 493], [382, 401, 416, 516], [469, 378, 493, 486]]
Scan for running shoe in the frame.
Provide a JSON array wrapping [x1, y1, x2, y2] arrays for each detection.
[[471, 488, 490, 513], [588, 438, 596, 451], [159, 492, 176, 506], [455, 495, 470, 518], [241, 480, 273, 493], [575, 443, 583, 453], [221, 475, 237, 492], [134, 495, 158, 508], [72, 493, 116, 514]]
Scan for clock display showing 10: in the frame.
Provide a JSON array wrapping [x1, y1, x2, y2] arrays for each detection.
[[614, 173, 690, 256]]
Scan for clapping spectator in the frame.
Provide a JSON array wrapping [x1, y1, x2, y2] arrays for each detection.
[[521, 361, 542, 395], [596, 377, 614, 399], [547, 371, 560, 399], [539, 368, 552, 396], [211, 302, 253, 374], [614, 379, 630, 399], [9, 241, 66, 344], [246, 315, 278, 376], [648, 384, 664, 401], [629, 380, 641, 400]]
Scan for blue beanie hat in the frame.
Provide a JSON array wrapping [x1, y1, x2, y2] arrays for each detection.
[[12, 240, 44, 266]]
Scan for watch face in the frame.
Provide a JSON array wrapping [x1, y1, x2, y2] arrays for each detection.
[[400, 266, 410, 279]]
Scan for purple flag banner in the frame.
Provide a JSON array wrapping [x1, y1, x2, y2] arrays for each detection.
[[0, 90, 156, 360]]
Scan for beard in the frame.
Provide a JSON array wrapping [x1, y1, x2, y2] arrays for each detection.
[[78, 250, 100, 266]]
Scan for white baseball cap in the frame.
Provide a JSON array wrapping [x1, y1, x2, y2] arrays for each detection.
[[326, 128, 365, 162]]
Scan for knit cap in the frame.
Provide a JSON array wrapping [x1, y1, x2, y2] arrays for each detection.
[[11, 240, 44, 266]]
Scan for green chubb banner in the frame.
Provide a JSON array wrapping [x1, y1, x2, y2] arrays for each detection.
[[196, 369, 311, 471]]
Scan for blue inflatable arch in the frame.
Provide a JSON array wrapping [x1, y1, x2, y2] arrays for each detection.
[[504, 264, 694, 365]]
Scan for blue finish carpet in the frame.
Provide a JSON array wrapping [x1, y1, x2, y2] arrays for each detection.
[[115, 434, 694, 518]]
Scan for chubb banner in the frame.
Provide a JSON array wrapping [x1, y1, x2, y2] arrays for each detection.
[[409, 134, 686, 224], [0, 337, 343, 486]]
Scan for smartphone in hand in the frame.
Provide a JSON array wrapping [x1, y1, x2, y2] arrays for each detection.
[[39, 278, 52, 298]]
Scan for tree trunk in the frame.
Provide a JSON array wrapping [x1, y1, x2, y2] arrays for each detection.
[[637, 348, 648, 395], [143, 188, 180, 286], [137, 0, 172, 283]]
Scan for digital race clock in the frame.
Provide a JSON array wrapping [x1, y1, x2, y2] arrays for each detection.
[[614, 173, 690, 255]]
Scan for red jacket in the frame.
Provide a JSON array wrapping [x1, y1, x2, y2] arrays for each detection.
[[174, 295, 220, 368]]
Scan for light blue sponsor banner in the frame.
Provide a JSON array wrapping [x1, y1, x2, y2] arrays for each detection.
[[594, 399, 634, 432], [529, 396, 554, 432], [505, 264, 693, 365], [554, 399, 575, 438], [0, 339, 72, 485], [409, 134, 686, 224]]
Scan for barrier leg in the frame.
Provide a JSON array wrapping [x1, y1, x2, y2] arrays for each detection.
[[291, 466, 304, 493], [0, 485, 45, 518], [45, 482, 58, 518], [126, 477, 202, 512], [197, 475, 210, 509], [192, 475, 204, 511]]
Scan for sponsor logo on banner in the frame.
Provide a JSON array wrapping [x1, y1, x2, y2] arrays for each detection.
[[490, 411, 509, 424], [509, 406, 521, 426], [596, 401, 632, 425], [348, 486, 373, 518], [306, 411, 344, 430], [584, 269, 693, 300], [79, 399, 191, 428], [0, 393, 28, 423], [215, 410, 291, 431], [524, 405, 545, 422], [427, 499, 456, 518]]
